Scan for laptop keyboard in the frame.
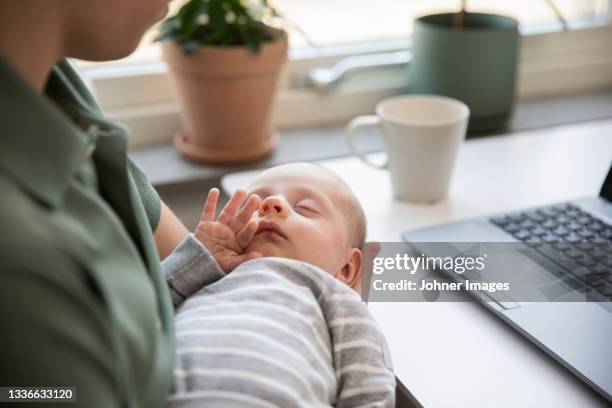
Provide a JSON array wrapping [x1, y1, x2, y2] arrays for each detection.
[[489, 203, 612, 300]]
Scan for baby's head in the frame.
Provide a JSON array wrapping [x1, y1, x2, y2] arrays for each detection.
[[244, 162, 366, 289]]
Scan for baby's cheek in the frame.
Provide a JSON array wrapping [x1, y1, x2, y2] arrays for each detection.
[[311, 232, 346, 268]]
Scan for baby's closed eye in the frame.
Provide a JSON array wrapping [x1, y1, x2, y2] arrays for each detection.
[[294, 200, 321, 216]]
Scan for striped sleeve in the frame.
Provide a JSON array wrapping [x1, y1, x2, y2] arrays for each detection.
[[162, 234, 225, 308], [322, 291, 396, 407]]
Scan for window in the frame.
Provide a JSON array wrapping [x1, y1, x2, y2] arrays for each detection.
[[75, 0, 612, 148], [77, 0, 611, 68]]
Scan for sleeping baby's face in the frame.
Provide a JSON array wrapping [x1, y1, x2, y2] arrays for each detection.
[[244, 163, 365, 288]]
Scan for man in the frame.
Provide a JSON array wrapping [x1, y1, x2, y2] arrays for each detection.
[[0, 1, 221, 406]]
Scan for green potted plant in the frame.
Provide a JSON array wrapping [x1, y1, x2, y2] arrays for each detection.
[[157, 0, 288, 163]]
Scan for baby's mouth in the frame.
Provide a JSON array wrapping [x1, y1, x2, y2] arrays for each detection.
[[255, 221, 287, 240]]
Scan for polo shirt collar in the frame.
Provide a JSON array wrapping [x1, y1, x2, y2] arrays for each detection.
[[0, 56, 118, 208]]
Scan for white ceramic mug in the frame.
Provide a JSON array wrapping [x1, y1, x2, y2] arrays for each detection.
[[346, 95, 469, 203]]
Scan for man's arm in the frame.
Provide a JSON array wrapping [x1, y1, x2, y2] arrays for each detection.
[[151, 196, 230, 309], [127, 158, 189, 260], [154, 201, 189, 260], [153, 201, 225, 308]]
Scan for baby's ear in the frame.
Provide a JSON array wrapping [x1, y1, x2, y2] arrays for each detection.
[[338, 248, 363, 292], [357, 241, 381, 302]]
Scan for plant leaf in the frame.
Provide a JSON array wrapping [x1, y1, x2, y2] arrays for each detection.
[[157, 0, 282, 52], [208, 0, 226, 33], [179, 0, 208, 39], [238, 23, 259, 53]]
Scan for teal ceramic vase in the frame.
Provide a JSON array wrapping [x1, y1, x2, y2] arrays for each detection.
[[410, 13, 520, 132]]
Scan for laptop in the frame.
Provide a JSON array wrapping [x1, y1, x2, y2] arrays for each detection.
[[402, 163, 612, 402]]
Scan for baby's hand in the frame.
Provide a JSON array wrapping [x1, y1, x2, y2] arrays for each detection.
[[194, 188, 262, 273]]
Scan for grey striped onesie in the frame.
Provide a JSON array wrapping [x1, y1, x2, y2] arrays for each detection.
[[163, 235, 395, 408]]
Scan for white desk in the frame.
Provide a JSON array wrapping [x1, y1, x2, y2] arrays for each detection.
[[221, 119, 612, 408]]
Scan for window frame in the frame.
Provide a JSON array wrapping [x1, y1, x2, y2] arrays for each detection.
[[79, 20, 612, 148]]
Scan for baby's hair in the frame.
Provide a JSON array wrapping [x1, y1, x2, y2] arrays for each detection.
[[349, 194, 367, 250]]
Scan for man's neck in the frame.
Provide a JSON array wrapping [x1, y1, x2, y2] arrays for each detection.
[[0, 5, 63, 92]]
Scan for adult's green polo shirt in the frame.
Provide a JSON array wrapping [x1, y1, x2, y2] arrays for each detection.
[[0, 57, 174, 407]]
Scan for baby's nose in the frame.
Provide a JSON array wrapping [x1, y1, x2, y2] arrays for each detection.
[[259, 196, 288, 218]]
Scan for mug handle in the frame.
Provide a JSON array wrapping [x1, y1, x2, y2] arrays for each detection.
[[345, 115, 388, 169]]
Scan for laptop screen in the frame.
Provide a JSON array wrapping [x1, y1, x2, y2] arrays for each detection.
[[600, 163, 612, 201]]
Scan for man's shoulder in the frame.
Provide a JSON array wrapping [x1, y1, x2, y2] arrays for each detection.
[[0, 177, 72, 270]]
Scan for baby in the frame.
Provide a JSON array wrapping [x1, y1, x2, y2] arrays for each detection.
[[165, 163, 395, 408]]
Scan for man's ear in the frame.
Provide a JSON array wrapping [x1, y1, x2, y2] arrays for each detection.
[[337, 248, 363, 292]]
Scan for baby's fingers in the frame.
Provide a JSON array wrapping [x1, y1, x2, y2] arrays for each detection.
[[202, 188, 220, 223], [236, 219, 259, 250], [232, 194, 261, 232], [218, 189, 247, 225]]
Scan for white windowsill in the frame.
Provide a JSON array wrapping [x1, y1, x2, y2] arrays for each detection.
[[132, 89, 612, 189]]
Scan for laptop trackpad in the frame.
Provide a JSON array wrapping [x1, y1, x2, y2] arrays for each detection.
[[480, 247, 593, 302], [404, 220, 592, 304]]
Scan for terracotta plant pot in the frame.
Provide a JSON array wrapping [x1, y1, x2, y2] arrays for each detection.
[[162, 30, 288, 164]]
